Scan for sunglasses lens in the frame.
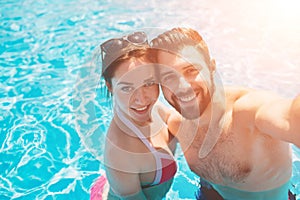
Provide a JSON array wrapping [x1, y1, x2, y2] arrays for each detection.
[[101, 39, 123, 53], [100, 32, 148, 74], [127, 32, 147, 44]]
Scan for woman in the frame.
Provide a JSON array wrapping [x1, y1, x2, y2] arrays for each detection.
[[91, 31, 178, 200]]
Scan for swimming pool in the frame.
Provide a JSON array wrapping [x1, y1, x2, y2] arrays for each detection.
[[1, 0, 299, 199]]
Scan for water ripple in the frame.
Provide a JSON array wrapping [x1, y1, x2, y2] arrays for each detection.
[[1, 0, 299, 199]]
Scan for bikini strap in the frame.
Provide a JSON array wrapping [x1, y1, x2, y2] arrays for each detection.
[[115, 106, 168, 185], [115, 106, 157, 152]]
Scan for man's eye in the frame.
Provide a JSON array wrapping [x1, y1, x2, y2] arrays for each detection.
[[184, 67, 200, 78], [186, 68, 199, 74], [121, 86, 134, 92], [144, 80, 156, 87]]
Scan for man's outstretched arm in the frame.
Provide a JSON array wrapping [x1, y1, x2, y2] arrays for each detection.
[[289, 94, 300, 147], [255, 92, 300, 147]]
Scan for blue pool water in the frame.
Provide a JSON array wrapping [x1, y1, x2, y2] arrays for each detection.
[[1, 0, 300, 199]]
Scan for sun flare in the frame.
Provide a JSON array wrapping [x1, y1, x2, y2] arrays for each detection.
[[269, 0, 300, 25]]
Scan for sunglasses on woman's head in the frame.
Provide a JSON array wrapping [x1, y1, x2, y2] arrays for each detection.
[[100, 31, 149, 74], [101, 32, 148, 53]]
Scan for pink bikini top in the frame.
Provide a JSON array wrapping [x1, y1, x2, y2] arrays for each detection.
[[116, 107, 177, 186]]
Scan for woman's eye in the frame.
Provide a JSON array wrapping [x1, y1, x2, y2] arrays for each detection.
[[162, 74, 176, 83], [121, 86, 134, 92]]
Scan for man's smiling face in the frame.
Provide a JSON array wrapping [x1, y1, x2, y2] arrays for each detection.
[[157, 46, 215, 119]]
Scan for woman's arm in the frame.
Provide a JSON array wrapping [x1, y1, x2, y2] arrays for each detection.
[[104, 124, 147, 200], [105, 166, 147, 200]]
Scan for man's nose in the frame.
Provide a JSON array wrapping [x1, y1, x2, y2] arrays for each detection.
[[178, 77, 192, 91]]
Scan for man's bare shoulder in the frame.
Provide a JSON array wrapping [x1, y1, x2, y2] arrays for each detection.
[[154, 101, 172, 122], [224, 86, 253, 104], [164, 107, 184, 136], [227, 86, 285, 124], [224, 86, 254, 99], [233, 88, 281, 108]]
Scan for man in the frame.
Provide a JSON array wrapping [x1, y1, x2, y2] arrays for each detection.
[[151, 27, 299, 200]]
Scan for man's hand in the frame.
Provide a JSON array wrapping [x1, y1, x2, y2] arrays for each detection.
[[290, 94, 300, 148]]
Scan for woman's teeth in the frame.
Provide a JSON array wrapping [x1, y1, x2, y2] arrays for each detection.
[[134, 106, 148, 111]]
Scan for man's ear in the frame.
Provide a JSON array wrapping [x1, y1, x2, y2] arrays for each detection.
[[210, 59, 216, 72], [105, 81, 112, 92]]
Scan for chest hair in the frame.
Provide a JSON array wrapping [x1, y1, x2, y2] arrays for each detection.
[[187, 128, 252, 184]]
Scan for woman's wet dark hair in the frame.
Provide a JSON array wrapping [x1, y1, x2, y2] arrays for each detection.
[[101, 47, 157, 99]]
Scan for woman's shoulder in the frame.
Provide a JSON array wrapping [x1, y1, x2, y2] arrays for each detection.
[[106, 117, 152, 154], [104, 120, 145, 171], [106, 118, 135, 147]]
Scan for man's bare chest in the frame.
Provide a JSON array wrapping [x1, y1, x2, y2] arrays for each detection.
[[186, 131, 253, 184]]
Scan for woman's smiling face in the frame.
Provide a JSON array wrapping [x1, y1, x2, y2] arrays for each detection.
[[111, 58, 159, 125]]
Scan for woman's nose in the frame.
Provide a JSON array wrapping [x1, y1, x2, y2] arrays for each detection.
[[133, 87, 147, 105]]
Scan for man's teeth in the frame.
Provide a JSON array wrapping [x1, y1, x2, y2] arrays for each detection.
[[179, 95, 195, 102], [135, 106, 148, 111]]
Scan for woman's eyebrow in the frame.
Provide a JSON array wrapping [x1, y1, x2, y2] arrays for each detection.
[[161, 71, 176, 77], [143, 76, 155, 82], [117, 81, 134, 86], [117, 77, 154, 86]]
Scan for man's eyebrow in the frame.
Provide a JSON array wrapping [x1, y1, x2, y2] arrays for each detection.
[[182, 64, 198, 70]]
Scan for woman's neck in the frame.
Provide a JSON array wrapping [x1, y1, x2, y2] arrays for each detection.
[[114, 104, 165, 139]]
